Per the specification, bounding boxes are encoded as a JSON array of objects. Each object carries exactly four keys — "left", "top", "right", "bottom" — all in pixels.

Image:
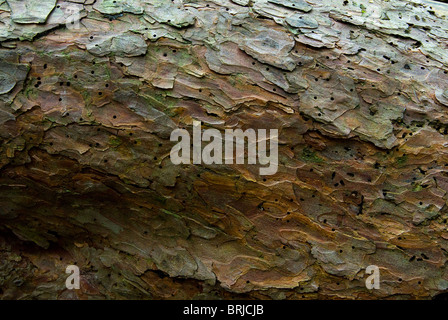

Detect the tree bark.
[{"left": 1, "top": 0, "right": 448, "bottom": 299}]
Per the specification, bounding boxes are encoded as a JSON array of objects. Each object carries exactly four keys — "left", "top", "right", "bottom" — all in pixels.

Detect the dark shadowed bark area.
[{"left": 1, "top": 0, "right": 448, "bottom": 299}]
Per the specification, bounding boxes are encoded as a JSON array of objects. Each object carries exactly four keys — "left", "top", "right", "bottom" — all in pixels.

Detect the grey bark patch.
[
  {"left": 268, "top": 0, "right": 312, "bottom": 12},
  {"left": 87, "top": 33, "right": 147, "bottom": 57},
  {"left": 0, "top": 71, "right": 17, "bottom": 95},
  {"left": 239, "top": 29, "right": 296, "bottom": 71},
  {"left": 0, "top": 60, "right": 28, "bottom": 98},
  {"left": 145, "top": 5, "right": 195, "bottom": 28},
  {"left": 6, "top": 0, "right": 56, "bottom": 24},
  {"left": 286, "top": 13, "right": 318, "bottom": 29},
  {"left": 93, "top": 0, "right": 144, "bottom": 15},
  {"left": 231, "top": 0, "right": 250, "bottom": 6},
  {"left": 435, "top": 89, "right": 448, "bottom": 107}
]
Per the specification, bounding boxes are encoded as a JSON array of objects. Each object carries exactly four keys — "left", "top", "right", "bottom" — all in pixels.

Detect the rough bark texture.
[{"left": 1, "top": 0, "right": 448, "bottom": 300}]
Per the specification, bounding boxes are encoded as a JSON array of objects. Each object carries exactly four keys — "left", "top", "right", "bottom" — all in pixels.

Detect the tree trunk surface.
[{"left": 1, "top": 0, "right": 448, "bottom": 299}]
